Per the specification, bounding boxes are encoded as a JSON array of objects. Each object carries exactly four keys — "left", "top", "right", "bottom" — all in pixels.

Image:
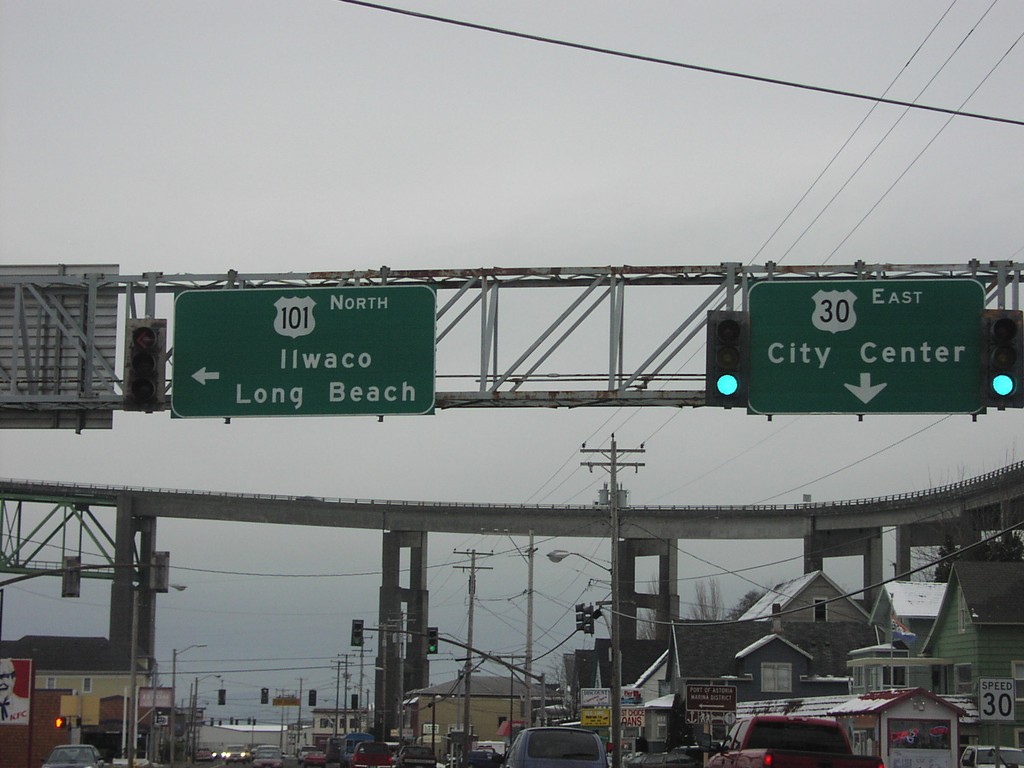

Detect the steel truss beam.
[
  {"left": 0, "top": 496, "right": 117, "bottom": 578},
  {"left": 2, "top": 261, "right": 1020, "bottom": 425}
]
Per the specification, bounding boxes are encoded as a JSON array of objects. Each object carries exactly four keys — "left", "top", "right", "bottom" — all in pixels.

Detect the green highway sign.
[
  {"left": 748, "top": 279, "right": 984, "bottom": 415},
  {"left": 171, "top": 286, "right": 436, "bottom": 418}
]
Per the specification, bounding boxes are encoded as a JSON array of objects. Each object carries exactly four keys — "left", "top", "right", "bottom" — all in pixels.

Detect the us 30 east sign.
[{"left": 749, "top": 279, "right": 984, "bottom": 414}]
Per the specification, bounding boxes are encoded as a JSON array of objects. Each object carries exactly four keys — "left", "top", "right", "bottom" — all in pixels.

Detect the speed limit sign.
[{"left": 979, "top": 678, "right": 1016, "bottom": 722}]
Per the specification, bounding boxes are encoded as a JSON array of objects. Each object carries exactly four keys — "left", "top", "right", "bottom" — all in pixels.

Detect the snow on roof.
[
  {"left": 885, "top": 582, "right": 947, "bottom": 619},
  {"left": 734, "top": 633, "right": 812, "bottom": 660},
  {"left": 738, "top": 572, "right": 820, "bottom": 621},
  {"left": 633, "top": 649, "right": 668, "bottom": 687}
]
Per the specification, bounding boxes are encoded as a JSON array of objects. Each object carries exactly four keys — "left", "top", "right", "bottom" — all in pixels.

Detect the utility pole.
[
  {"left": 525, "top": 530, "right": 535, "bottom": 728},
  {"left": 334, "top": 659, "right": 341, "bottom": 737},
  {"left": 581, "top": 435, "right": 644, "bottom": 768},
  {"left": 454, "top": 550, "right": 492, "bottom": 768}
]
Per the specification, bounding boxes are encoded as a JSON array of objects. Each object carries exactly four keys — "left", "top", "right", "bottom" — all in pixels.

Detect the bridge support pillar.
[
  {"left": 376, "top": 529, "right": 428, "bottom": 739},
  {"left": 110, "top": 493, "right": 157, "bottom": 666},
  {"left": 618, "top": 538, "right": 679, "bottom": 643},
  {"left": 803, "top": 523, "right": 883, "bottom": 608}
]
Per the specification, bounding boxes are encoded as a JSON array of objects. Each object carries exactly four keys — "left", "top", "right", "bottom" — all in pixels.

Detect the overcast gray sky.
[{"left": 2, "top": 0, "right": 1023, "bottom": 723}]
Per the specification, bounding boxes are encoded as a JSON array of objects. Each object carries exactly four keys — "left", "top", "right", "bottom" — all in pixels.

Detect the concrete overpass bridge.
[{"left": 3, "top": 461, "right": 1024, "bottom": 729}]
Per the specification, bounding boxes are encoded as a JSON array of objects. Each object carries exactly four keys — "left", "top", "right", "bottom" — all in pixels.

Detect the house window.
[
  {"left": 883, "top": 666, "right": 907, "bottom": 688},
  {"left": 814, "top": 599, "right": 827, "bottom": 622},
  {"left": 761, "top": 662, "right": 792, "bottom": 693},
  {"left": 1014, "top": 661, "right": 1024, "bottom": 703},
  {"left": 868, "top": 666, "right": 883, "bottom": 691},
  {"left": 955, "top": 663, "right": 973, "bottom": 694},
  {"left": 46, "top": 677, "right": 56, "bottom": 689},
  {"left": 852, "top": 666, "right": 864, "bottom": 689},
  {"left": 653, "top": 711, "right": 667, "bottom": 741},
  {"left": 958, "top": 592, "right": 969, "bottom": 632},
  {"left": 82, "top": 677, "right": 92, "bottom": 693}
]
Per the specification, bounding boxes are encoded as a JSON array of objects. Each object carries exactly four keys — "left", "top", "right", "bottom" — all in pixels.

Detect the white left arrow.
[
  {"left": 192, "top": 367, "right": 221, "bottom": 385},
  {"left": 844, "top": 372, "right": 887, "bottom": 404}
]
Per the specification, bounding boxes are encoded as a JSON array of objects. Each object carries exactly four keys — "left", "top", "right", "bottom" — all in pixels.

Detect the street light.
[
  {"left": 170, "top": 643, "right": 206, "bottom": 768},
  {"left": 547, "top": 548, "right": 621, "bottom": 766}
]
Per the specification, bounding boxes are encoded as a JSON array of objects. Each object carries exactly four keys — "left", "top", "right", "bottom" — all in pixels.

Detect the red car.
[
  {"left": 304, "top": 750, "right": 328, "bottom": 767},
  {"left": 352, "top": 742, "right": 395, "bottom": 768}
]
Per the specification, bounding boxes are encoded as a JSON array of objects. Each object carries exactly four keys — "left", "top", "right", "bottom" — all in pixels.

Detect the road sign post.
[
  {"left": 171, "top": 286, "right": 436, "bottom": 418},
  {"left": 749, "top": 279, "right": 984, "bottom": 414}
]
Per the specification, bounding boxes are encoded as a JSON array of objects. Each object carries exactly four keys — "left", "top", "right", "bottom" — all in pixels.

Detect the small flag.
[{"left": 891, "top": 614, "right": 917, "bottom": 645}]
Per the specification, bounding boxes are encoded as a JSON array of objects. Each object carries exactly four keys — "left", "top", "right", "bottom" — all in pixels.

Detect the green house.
[{"left": 922, "top": 562, "right": 1024, "bottom": 746}]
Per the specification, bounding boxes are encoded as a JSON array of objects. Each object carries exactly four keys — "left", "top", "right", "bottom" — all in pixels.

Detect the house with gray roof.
[{"left": 738, "top": 570, "right": 870, "bottom": 623}]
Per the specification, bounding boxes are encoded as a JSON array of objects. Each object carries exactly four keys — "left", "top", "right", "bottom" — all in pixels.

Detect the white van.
[{"left": 960, "top": 746, "right": 1024, "bottom": 768}]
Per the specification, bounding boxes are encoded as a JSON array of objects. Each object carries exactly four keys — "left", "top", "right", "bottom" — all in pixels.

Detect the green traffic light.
[
  {"left": 716, "top": 373, "right": 739, "bottom": 397},
  {"left": 992, "top": 374, "right": 1016, "bottom": 397}
]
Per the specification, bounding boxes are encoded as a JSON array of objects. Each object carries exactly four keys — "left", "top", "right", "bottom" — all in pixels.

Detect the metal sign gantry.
[{"left": 1, "top": 261, "right": 1020, "bottom": 427}]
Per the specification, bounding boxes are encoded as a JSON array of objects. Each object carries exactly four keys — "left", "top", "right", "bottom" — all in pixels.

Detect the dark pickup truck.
[{"left": 707, "top": 715, "right": 884, "bottom": 768}]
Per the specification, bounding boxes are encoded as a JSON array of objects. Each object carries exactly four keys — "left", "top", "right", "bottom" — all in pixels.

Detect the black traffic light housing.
[
  {"left": 150, "top": 551, "right": 170, "bottom": 593},
  {"left": 981, "top": 309, "right": 1024, "bottom": 408},
  {"left": 218, "top": 688, "right": 226, "bottom": 705},
  {"left": 309, "top": 689, "right": 317, "bottom": 706},
  {"left": 351, "top": 619, "right": 364, "bottom": 647},
  {"left": 123, "top": 318, "right": 167, "bottom": 412},
  {"left": 705, "top": 309, "right": 750, "bottom": 408},
  {"left": 426, "top": 626, "right": 439, "bottom": 654},
  {"left": 583, "top": 605, "right": 595, "bottom": 635},
  {"left": 260, "top": 688, "right": 269, "bottom": 704},
  {"left": 62, "top": 555, "right": 82, "bottom": 598},
  {"left": 575, "top": 603, "right": 586, "bottom": 632}
]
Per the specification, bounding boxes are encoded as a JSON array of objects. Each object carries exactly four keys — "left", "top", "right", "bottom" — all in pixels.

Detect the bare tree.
[
  {"left": 726, "top": 589, "right": 766, "bottom": 620},
  {"left": 688, "top": 577, "right": 724, "bottom": 620}
]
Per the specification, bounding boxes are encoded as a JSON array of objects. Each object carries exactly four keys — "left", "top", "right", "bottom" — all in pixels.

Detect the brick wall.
[{"left": 0, "top": 688, "right": 70, "bottom": 768}]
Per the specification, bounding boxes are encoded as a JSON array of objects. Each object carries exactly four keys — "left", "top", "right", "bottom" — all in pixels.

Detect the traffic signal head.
[
  {"left": 62, "top": 555, "right": 82, "bottom": 598},
  {"left": 575, "top": 603, "right": 586, "bottom": 632},
  {"left": 981, "top": 309, "right": 1024, "bottom": 408},
  {"left": 123, "top": 318, "right": 167, "bottom": 412},
  {"left": 55, "top": 715, "right": 66, "bottom": 729},
  {"left": 583, "top": 604, "right": 595, "bottom": 635},
  {"left": 705, "top": 310, "right": 749, "bottom": 408},
  {"left": 351, "top": 619, "right": 364, "bottom": 647},
  {"left": 426, "top": 627, "right": 439, "bottom": 654},
  {"left": 309, "top": 689, "right": 317, "bottom": 706},
  {"left": 150, "top": 551, "right": 170, "bottom": 593},
  {"left": 218, "top": 688, "right": 226, "bottom": 705},
  {"left": 260, "top": 687, "right": 269, "bottom": 704}
]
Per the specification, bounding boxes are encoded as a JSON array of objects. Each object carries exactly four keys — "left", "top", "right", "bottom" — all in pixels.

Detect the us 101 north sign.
[
  {"left": 171, "top": 286, "right": 436, "bottom": 418},
  {"left": 748, "top": 279, "right": 984, "bottom": 415}
]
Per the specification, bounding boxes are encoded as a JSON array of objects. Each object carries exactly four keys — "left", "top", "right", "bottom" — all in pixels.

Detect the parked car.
[
  {"left": 468, "top": 750, "right": 503, "bottom": 768},
  {"left": 304, "top": 749, "right": 328, "bottom": 767},
  {"left": 503, "top": 727, "right": 606, "bottom": 768},
  {"left": 224, "top": 744, "right": 252, "bottom": 763},
  {"left": 41, "top": 745, "right": 105, "bottom": 768},
  {"left": 195, "top": 747, "right": 216, "bottom": 762},
  {"left": 394, "top": 744, "right": 438, "bottom": 768},
  {"left": 326, "top": 732, "right": 375, "bottom": 767},
  {"left": 961, "top": 747, "right": 1024, "bottom": 768},
  {"left": 253, "top": 745, "right": 285, "bottom": 768},
  {"left": 352, "top": 741, "right": 397, "bottom": 768}
]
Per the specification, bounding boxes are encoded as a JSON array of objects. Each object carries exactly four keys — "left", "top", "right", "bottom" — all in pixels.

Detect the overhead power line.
[{"left": 335, "top": 0, "right": 1024, "bottom": 127}]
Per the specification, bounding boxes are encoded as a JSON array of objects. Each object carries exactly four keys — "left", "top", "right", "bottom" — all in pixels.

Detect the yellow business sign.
[
  {"left": 580, "top": 707, "right": 610, "bottom": 727},
  {"left": 273, "top": 696, "right": 301, "bottom": 707}
]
